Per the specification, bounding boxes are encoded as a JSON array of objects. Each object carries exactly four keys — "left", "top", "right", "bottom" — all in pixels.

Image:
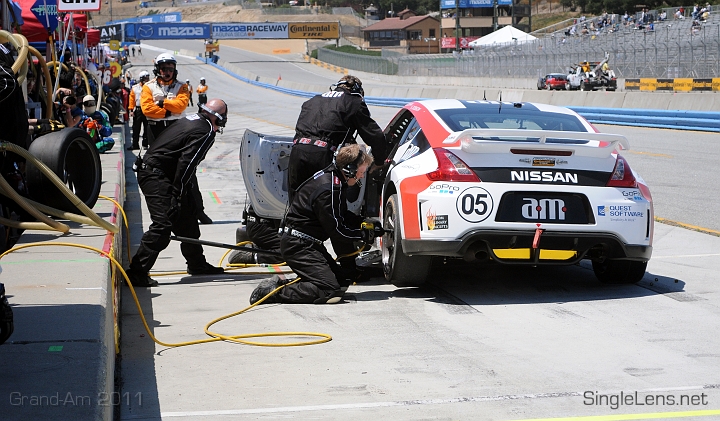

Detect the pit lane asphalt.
[{"left": 115, "top": 44, "right": 720, "bottom": 420}]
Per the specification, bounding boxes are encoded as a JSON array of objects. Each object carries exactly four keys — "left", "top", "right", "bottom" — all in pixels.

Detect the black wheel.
[
  {"left": 607, "top": 87, "right": 616, "bottom": 91},
  {"left": 26, "top": 128, "right": 102, "bottom": 212},
  {"left": 382, "top": 194, "right": 432, "bottom": 287},
  {"left": 592, "top": 259, "right": 647, "bottom": 284}
]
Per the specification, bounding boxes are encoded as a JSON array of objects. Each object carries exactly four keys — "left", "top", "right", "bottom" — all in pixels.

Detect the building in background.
[{"left": 362, "top": 9, "right": 440, "bottom": 54}]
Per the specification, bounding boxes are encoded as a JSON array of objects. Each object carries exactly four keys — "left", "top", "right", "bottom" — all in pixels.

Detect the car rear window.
[{"left": 436, "top": 109, "right": 588, "bottom": 132}]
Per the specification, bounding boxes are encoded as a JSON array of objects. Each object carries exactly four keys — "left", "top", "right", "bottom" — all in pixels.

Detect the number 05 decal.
[{"left": 456, "top": 187, "right": 493, "bottom": 223}]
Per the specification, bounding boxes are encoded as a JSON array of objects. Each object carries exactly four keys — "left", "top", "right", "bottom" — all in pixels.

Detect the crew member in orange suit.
[{"left": 140, "top": 52, "right": 189, "bottom": 143}]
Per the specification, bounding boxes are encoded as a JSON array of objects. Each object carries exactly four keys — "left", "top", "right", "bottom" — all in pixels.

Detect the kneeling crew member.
[
  {"left": 249, "top": 145, "right": 381, "bottom": 304},
  {"left": 126, "top": 99, "right": 228, "bottom": 287}
]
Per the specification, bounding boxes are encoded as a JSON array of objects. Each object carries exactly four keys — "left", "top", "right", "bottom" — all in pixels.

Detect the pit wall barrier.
[{"left": 188, "top": 51, "right": 720, "bottom": 133}]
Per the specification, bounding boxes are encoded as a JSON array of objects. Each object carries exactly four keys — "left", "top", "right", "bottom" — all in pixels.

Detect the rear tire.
[
  {"left": 382, "top": 194, "right": 432, "bottom": 287},
  {"left": 592, "top": 259, "right": 647, "bottom": 284},
  {"left": 26, "top": 128, "right": 102, "bottom": 212}
]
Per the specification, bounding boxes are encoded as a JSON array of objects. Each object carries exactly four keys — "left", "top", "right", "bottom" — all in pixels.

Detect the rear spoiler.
[{"left": 445, "top": 129, "right": 630, "bottom": 158}]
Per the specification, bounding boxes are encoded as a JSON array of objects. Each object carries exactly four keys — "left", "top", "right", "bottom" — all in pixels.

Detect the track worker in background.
[
  {"left": 249, "top": 145, "right": 382, "bottom": 304},
  {"left": 125, "top": 99, "right": 229, "bottom": 287},
  {"left": 196, "top": 77, "right": 208, "bottom": 108},
  {"left": 140, "top": 52, "right": 189, "bottom": 144},
  {"left": 186, "top": 79, "right": 194, "bottom": 107},
  {"left": 127, "top": 70, "right": 150, "bottom": 150}
]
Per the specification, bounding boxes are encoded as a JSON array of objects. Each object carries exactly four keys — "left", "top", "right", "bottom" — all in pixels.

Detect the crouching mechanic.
[
  {"left": 228, "top": 205, "right": 284, "bottom": 265},
  {"left": 125, "top": 99, "right": 228, "bottom": 287},
  {"left": 249, "top": 144, "right": 383, "bottom": 304}
]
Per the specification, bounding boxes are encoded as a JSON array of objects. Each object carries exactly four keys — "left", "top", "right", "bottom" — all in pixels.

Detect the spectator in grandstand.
[
  {"left": 692, "top": 4, "right": 701, "bottom": 20},
  {"left": 675, "top": 8, "right": 684, "bottom": 19}
]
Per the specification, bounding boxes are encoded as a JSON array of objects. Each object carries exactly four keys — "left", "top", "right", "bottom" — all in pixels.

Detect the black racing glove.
[
  {"left": 167, "top": 196, "right": 181, "bottom": 223},
  {"left": 156, "top": 100, "right": 164, "bottom": 108},
  {"left": 164, "top": 110, "right": 172, "bottom": 118}
]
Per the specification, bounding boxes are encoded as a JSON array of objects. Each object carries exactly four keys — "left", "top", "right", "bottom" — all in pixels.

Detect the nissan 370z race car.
[
  {"left": 239, "top": 100, "right": 653, "bottom": 289},
  {"left": 373, "top": 100, "right": 653, "bottom": 287}
]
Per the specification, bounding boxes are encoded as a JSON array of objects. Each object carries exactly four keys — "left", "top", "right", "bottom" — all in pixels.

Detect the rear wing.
[{"left": 445, "top": 129, "right": 630, "bottom": 159}]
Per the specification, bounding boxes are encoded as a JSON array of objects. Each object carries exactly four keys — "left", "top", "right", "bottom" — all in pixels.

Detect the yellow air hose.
[
  {"left": 0, "top": 31, "right": 28, "bottom": 84},
  {"left": 26, "top": 45, "right": 54, "bottom": 119}
]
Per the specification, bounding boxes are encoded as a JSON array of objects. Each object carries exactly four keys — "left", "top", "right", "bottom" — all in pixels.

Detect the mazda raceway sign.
[{"left": 119, "top": 22, "right": 340, "bottom": 41}]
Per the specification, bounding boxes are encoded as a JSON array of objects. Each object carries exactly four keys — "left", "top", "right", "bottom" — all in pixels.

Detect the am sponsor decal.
[{"left": 522, "top": 198, "right": 566, "bottom": 221}]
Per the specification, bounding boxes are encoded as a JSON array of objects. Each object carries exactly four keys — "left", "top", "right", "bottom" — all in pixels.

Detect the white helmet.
[
  {"left": 200, "top": 77, "right": 205, "bottom": 82},
  {"left": 139, "top": 70, "right": 150, "bottom": 81},
  {"left": 155, "top": 52, "right": 176, "bottom": 65},
  {"left": 154, "top": 52, "right": 177, "bottom": 78}
]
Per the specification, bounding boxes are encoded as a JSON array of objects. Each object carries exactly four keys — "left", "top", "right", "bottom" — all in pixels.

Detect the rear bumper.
[{"left": 401, "top": 229, "right": 652, "bottom": 264}]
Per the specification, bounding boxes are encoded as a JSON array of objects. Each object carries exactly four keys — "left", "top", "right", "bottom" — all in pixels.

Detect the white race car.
[{"left": 240, "top": 100, "right": 653, "bottom": 288}]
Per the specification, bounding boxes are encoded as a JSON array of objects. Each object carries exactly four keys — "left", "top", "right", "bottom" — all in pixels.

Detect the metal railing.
[{"left": 318, "top": 18, "right": 720, "bottom": 78}]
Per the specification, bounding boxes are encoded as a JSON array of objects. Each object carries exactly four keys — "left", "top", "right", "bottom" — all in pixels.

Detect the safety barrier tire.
[
  {"left": 382, "top": 194, "right": 431, "bottom": 287},
  {"left": 26, "top": 128, "right": 102, "bottom": 212},
  {"left": 592, "top": 259, "right": 647, "bottom": 284}
]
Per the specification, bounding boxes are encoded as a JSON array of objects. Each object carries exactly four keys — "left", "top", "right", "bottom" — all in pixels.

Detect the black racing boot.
[
  {"left": 249, "top": 275, "right": 284, "bottom": 305},
  {"left": 125, "top": 269, "right": 159, "bottom": 287},
  {"left": 228, "top": 250, "right": 256, "bottom": 264},
  {"left": 235, "top": 226, "right": 250, "bottom": 244},
  {"left": 187, "top": 262, "right": 224, "bottom": 276}
]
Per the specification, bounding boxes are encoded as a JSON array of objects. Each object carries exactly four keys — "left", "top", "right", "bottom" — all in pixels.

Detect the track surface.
[{"left": 118, "top": 42, "right": 720, "bottom": 421}]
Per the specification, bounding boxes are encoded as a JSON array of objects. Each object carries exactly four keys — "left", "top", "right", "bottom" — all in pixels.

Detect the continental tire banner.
[
  {"left": 288, "top": 22, "right": 339, "bottom": 39},
  {"left": 211, "top": 22, "right": 340, "bottom": 39},
  {"left": 626, "top": 78, "right": 720, "bottom": 91}
]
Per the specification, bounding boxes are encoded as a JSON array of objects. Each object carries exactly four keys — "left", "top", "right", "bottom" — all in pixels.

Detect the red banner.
[{"left": 441, "top": 37, "right": 480, "bottom": 49}]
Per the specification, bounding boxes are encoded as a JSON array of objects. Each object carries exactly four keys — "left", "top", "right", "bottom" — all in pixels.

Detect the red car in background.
[{"left": 537, "top": 73, "right": 568, "bottom": 90}]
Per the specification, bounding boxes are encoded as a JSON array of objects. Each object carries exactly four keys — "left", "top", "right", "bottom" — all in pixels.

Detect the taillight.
[
  {"left": 427, "top": 148, "right": 480, "bottom": 182},
  {"left": 606, "top": 155, "right": 637, "bottom": 187}
]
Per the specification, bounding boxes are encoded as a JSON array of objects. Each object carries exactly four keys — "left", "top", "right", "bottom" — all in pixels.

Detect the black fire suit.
[
  {"left": 288, "top": 89, "right": 387, "bottom": 201},
  {"left": 128, "top": 113, "right": 216, "bottom": 274},
  {"left": 287, "top": 90, "right": 386, "bottom": 278},
  {"left": 278, "top": 170, "right": 365, "bottom": 304}
]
